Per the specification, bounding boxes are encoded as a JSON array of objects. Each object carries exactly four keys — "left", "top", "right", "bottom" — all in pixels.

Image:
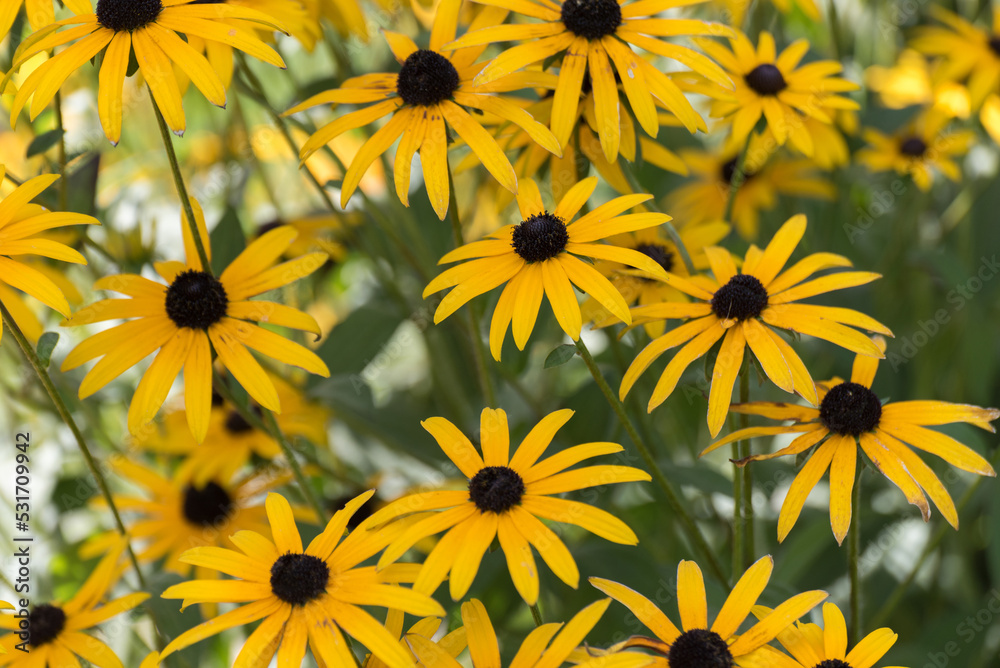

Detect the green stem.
[
  {"left": 54, "top": 91, "right": 68, "bottom": 212},
  {"left": 574, "top": 337, "right": 729, "bottom": 589},
  {"left": 826, "top": 0, "right": 845, "bottom": 61},
  {"left": 870, "top": 448, "right": 1000, "bottom": 628},
  {"left": 448, "top": 174, "right": 497, "bottom": 407},
  {"left": 848, "top": 465, "right": 862, "bottom": 645},
  {"left": 618, "top": 158, "right": 696, "bottom": 275},
  {"left": 150, "top": 90, "right": 212, "bottom": 276},
  {"left": 722, "top": 137, "right": 750, "bottom": 229},
  {"left": 529, "top": 602, "right": 543, "bottom": 627},
  {"left": 0, "top": 303, "right": 145, "bottom": 589},
  {"left": 211, "top": 372, "right": 329, "bottom": 523}
]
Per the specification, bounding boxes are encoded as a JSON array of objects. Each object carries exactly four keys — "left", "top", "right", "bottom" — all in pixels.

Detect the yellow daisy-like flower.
[
  {"left": 399, "top": 598, "right": 655, "bottom": 668},
  {"left": 86, "top": 459, "right": 298, "bottom": 576},
  {"left": 60, "top": 199, "right": 330, "bottom": 444},
  {"left": 287, "top": 0, "right": 561, "bottom": 220},
  {"left": 425, "top": 177, "right": 670, "bottom": 360},
  {"left": 865, "top": 49, "right": 970, "bottom": 119},
  {"left": 590, "top": 556, "right": 828, "bottom": 668},
  {"left": 666, "top": 138, "right": 835, "bottom": 239},
  {"left": 137, "top": 373, "right": 330, "bottom": 485},
  {"left": 370, "top": 407, "right": 650, "bottom": 605},
  {"left": 581, "top": 221, "right": 731, "bottom": 338},
  {"left": 910, "top": 6, "right": 1000, "bottom": 143},
  {"left": 160, "top": 491, "right": 445, "bottom": 668},
  {"left": 750, "top": 602, "right": 902, "bottom": 668},
  {"left": 695, "top": 31, "right": 859, "bottom": 156},
  {"left": 0, "top": 0, "right": 89, "bottom": 39},
  {"left": 702, "top": 336, "right": 998, "bottom": 544},
  {"left": 0, "top": 539, "right": 149, "bottom": 664},
  {"left": 0, "top": 169, "right": 98, "bottom": 344},
  {"left": 7, "top": 0, "right": 288, "bottom": 144},
  {"left": 620, "top": 214, "right": 891, "bottom": 436},
  {"left": 856, "top": 112, "right": 975, "bottom": 191},
  {"left": 445, "top": 0, "right": 734, "bottom": 163}
]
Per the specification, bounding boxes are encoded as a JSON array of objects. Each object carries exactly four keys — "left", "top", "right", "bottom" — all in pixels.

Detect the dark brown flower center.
[
  {"left": 744, "top": 63, "right": 787, "bottom": 96},
  {"left": 635, "top": 243, "right": 674, "bottom": 275},
  {"left": 989, "top": 36, "right": 1000, "bottom": 57},
  {"left": 720, "top": 157, "right": 756, "bottom": 186},
  {"left": 270, "top": 553, "right": 330, "bottom": 605},
  {"left": 469, "top": 466, "right": 525, "bottom": 513},
  {"left": 710, "top": 274, "right": 768, "bottom": 321},
  {"left": 396, "top": 50, "right": 460, "bottom": 106},
  {"left": 28, "top": 605, "right": 66, "bottom": 647},
  {"left": 165, "top": 270, "right": 229, "bottom": 330},
  {"left": 561, "top": 0, "right": 622, "bottom": 40},
  {"left": 815, "top": 661, "right": 852, "bottom": 668},
  {"left": 819, "top": 382, "right": 882, "bottom": 436},
  {"left": 511, "top": 212, "right": 569, "bottom": 263},
  {"left": 668, "top": 629, "right": 734, "bottom": 668},
  {"left": 96, "top": 0, "right": 163, "bottom": 31},
  {"left": 224, "top": 406, "right": 263, "bottom": 434},
  {"left": 182, "top": 482, "right": 235, "bottom": 527},
  {"left": 898, "top": 136, "right": 927, "bottom": 158}
]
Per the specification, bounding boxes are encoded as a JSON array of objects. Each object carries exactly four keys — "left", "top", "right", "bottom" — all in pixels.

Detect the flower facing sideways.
[
  {"left": 369, "top": 407, "right": 651, "bottom": 605},
  {"left": 702, "top": 336, "right": 998, "bottom": 544}
]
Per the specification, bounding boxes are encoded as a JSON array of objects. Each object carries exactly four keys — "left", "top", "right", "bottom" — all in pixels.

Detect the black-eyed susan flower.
[
  {"left": 425, "top": 177, "right": 671, "bottom": 360},
  {"left": 751, "top": 602, "right": 901, "bottom": 668},
  {"left": 591, "top": 556, "right": 828, "bottom": 668},
  {"left": 369, "top": 407, "right": 650, "bottom": 605},
  {"left": 666, "top": 137, "right": 835, "bottom": 239},
  {"left": 287, "top": 1, "right": 561, "bottom": 220},
  {"left": 7, "top": 0, "right": 288, "bottom": 144},
  {"left": 695, "top": 31, "right": 859, "bottom": 156},
  {"left": 702, "top": 336, "right": 998, "bottom": 544},
  {"left": 403, "top": 598, "right": 656, "bottom": 668},
  {"left": 0, "top": 539, "right": 149, "bottom": 663},
  {"left": 911, "top": 7, "right": 1000, "bottom": 144},
  {"left": 621, "top": 214, "right": 891, "bottom": 436},
  {"left": 61, "top": 199, "right": 329, "bottom": 444},
  {"left": 137, "top": 374, "right": 330, "bottom": 485},
  {"left": 445, "top": 0, "right": 734, "bottom": 162},
  {"left": 0, "top": 0, "right": 90, "bottom": 40},
  {"left": 865, "top": 49, "right": 970, "bottom": 119},
  {"left": 160, "top": 491, "right": 445, "bottom": 668},
  {"left": 856, "top": 112, "right": 975, "bottom": 191},
  {"left": 0, "top": 169, "right": 98, "bottom": 343},
  {"left": 581, "top": 221, "right": 731, "bottom": 338},
  {"left": 85, "top": 459, "right": 301, "bottom": 578}
]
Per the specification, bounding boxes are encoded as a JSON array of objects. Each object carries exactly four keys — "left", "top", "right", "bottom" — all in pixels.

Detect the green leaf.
[
  {"left": 209, "top": 207, "right": 246, "bottom": 275},
  {"left": 544, "top": 344, "right": 577, "bottom": 368},
  {"left": 311, "top": 304, "right": 403, "bottom": 378},
  {"left": 65, "top": 152, "right": 101, "bottom": 216},
  {"left": 26, "top": 129, "right": 64, "bottom": 158},
  {"left": 35, "top": 332, "right": 59, "bottom": 368}
]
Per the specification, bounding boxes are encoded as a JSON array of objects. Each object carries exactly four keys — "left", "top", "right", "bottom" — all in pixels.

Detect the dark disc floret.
[
  {"left": 270, "top": 553, "right": 330, "bottom": 605},
  {"left": 990, "top": 36, "right": 1000, "bottom": 57},
  {"left": 744, "top": 63, "right": 788, "bottom": 96},
  {"left": 182, "top": 482, "right": 235, "bottom": 527},
  {"left": 511, "top": 212, "right": 569, "bottom": 263},
  {"left": 396, "top": 50, "right": 460, "bottom": 107},
  {"left": 720, "top": 157, "right": 756, "bottom": 186},
  {"left": 224, "top": 409, "right": 256, "bottom": 434},
  {"left": 165, "top": 270, "right": 229, "bottom": 330},
  {"left": 898, "top": 136, "right": 928, "bottom": 158},
  {"left": 96, "top": 0, "right": 164, "bottom": 32},
  {"left": 815, "top": 661, "right": 852, "bottom": 668},
  {"left": 28, "top": 604, "right": 66, "bottom": 647},
  {"left": 819, "top": 381, "right": 882, "bottom": 436},
  {"left": 469, "top": 466, "right": 525, "bottom": 513},
  {"left": 561, "top": 0, "right": 623, "bottom": 40},
  {"left": 635, "top": 243, "right": 674, "bottom": 275},
  {"left": 667, "top": 629, "right": 735, "bottom": 668},
  {"left": 710, "top": 274, "right": 768, "bottom": 321}
]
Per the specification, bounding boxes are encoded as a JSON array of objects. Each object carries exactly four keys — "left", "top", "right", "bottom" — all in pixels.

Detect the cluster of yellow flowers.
[{"left": 0, "top": 0, "right": 997, "bottom": 666}]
